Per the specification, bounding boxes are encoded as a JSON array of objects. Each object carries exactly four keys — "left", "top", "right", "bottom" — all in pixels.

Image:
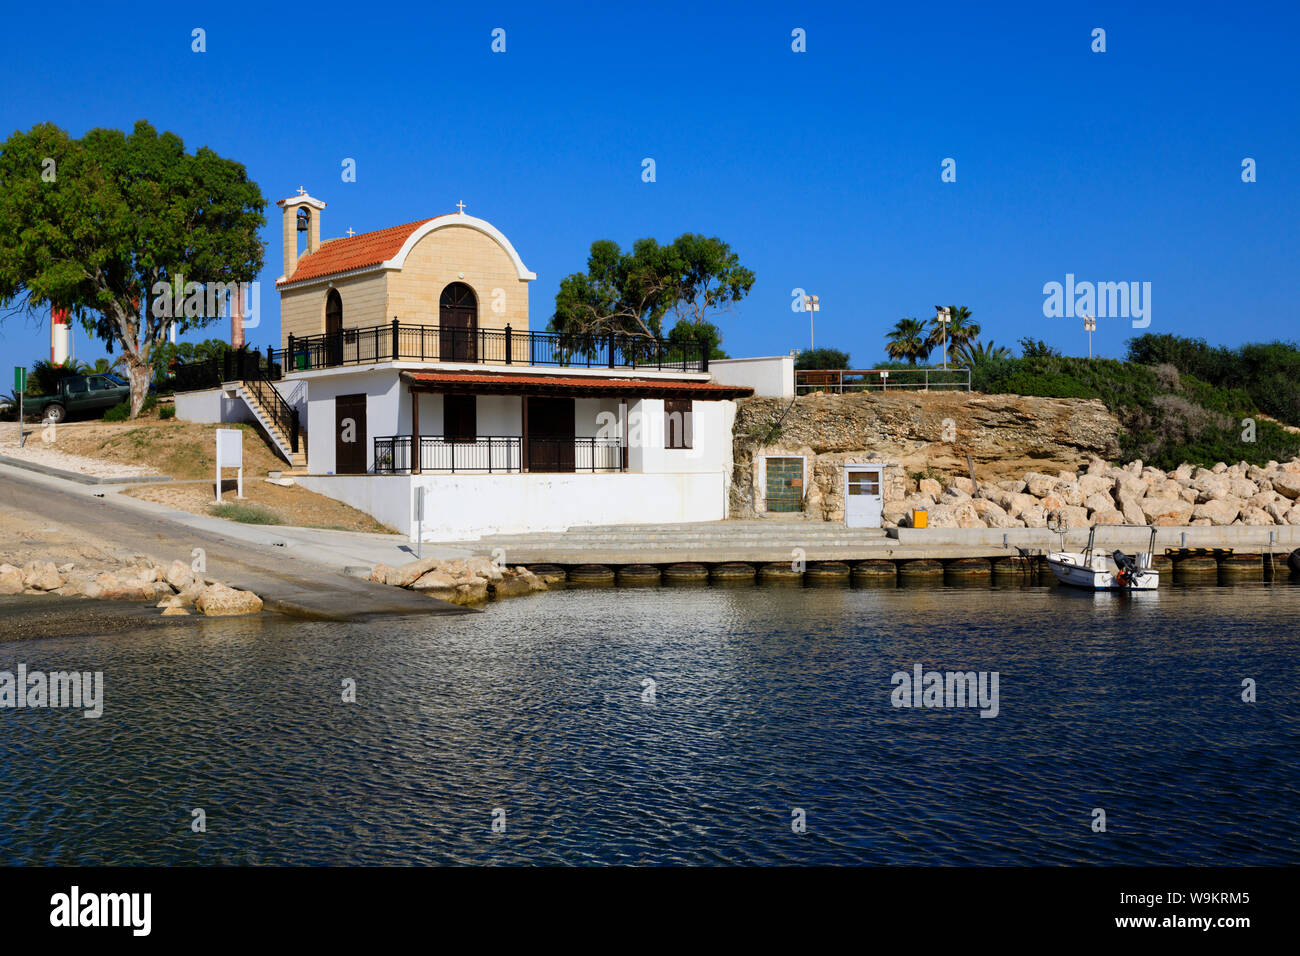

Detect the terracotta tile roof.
[
  {"left": 278, "top": 217, "right": 448, "bottom": 286},
  {"left": 403, "top": 371, "right": 752, "bottom": 399}
]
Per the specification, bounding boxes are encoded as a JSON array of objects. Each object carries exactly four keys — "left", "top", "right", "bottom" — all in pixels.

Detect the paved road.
[{"left": 0, "top": 467, "right": 469, "bottom": 620}]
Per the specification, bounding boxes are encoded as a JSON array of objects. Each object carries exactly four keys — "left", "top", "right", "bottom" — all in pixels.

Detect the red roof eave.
[{"left": 401, "top": 371, "right": 752, "bottom": 399}]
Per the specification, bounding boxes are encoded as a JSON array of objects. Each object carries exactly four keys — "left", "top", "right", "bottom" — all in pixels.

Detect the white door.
[{"left": 844, "top": 465, "right": 883, "bottom": 528}]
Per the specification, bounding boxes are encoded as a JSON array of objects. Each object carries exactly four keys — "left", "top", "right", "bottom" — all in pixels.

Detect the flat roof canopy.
[{"left": 402, "top": 371, "right": 753, "bottom": 400}]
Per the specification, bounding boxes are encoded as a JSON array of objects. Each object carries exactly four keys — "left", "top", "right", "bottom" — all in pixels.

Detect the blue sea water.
[{"left": 1, "top": 581, "right": 1297, "bottom": 865}]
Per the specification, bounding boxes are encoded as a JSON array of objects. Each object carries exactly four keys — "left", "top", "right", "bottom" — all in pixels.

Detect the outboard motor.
[{"left": 1112, "top": 550, "right": 1139, "bottom": 588}]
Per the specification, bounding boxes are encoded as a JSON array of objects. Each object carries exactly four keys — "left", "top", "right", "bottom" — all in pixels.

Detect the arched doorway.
[
  {"left": 439, "top": 282, "right": 477, "bottom": 362},
  {"left": 325, "top": 288, "right": 343, "bottom": 365}
]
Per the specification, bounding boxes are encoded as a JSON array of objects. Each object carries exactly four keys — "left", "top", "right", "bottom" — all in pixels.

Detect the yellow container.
[{"left": 912, "top": 508, "right": 928, "bottom": 529}]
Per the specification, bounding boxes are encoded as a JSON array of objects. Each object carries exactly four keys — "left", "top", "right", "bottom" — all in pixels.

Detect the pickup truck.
[{"left": 29, "top": 374, "right": 130, "bottom": 422}]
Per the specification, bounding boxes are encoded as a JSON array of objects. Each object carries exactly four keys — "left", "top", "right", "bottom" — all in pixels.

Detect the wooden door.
[
  {"left": 526, "top": 396, "right": 575, "bottom": 472},
  {"left": 439, "top": 282, "right": 477, "bottom": 362},
  {"left": 335, "top": 393, "right": 367, "bottom": 474},
  {"left": 325, "top": 289, "right": 343, "bottom": 366}
]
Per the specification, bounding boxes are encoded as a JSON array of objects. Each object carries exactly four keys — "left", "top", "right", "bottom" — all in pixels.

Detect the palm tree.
[
  {"left": 885, "top": 317, "right": 932, "bottom": 365},
  {"left": 953, "top": 339, "right": 1011, "bottom": 367},
  {"left": 927, "top": 305, "right": 981, "bottom": 363}
]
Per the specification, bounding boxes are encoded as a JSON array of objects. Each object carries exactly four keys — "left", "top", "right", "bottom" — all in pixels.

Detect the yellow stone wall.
[
  {"left": 386, "top": 225, "right": 530, "bottom": 333},
  {"left": 277, "top": 223, "right": 532, "bottom": 350}
]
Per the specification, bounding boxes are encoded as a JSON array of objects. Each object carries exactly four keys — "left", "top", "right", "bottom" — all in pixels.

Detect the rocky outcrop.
[
  {"left": 194, "top": 583, "right": 264, "bottom": 616},
  {"left": 887, "top": 457, "right": 1300, "bottom": 529},
  {"left": 370, "top": 556, "right": 547, "bottom": 606},
  {"left": 731, "top": 391, "right": 1121, "bottom": 520},
  {"left": 0, "top": 554, "right": 264, "bottom": 616}
]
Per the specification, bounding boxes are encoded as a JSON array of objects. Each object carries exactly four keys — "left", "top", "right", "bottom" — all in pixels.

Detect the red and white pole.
[{"left": 50, "top": 306, "right": 70, "bottom": 365}]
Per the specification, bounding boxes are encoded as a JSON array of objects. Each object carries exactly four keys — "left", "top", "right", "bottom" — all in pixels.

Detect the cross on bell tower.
[{"left": 456, "top": 200, "right": 466, "bottom": 214}]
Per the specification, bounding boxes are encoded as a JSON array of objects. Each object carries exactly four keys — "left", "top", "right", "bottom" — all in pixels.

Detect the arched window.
[
  {"left": 325, "top": 289, "right": 343, "bottom": 365},
  {"left": 439, "top": 282, "right": 478, "bottom": 363}
]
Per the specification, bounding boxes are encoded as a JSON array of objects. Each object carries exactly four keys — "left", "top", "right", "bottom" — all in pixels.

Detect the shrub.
[
  {"left": 159, "top": 404, "right": 176, "bottom": 420},
  {"left": 102, "top": 401, "right": 130, "bottom": 422},
  {"left": 796, "top": 348, "right": 851, "bottom": 370},
  {"left": 209, "top": 502, "right": 282, "bottom": 525}
]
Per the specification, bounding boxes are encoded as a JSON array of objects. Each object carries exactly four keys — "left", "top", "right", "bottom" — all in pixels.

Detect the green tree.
[
  {"left": 927, "top": 305, "right": 980, "bottom": 362},
  {"left": 885, "top": 317, "right": 931, "bottom": 365},
  {"left": 550, "top": 233, "right": 754, "bottom": 356},
  {"left": 795, "top": 347, "right": 850, "bottom": 370},
  {"left": 954, "top": 339, "right": 1011, "bottom": 367},
  {"left": 1018, "top": 337, "right": 1061, "bottom": 358},
  {"left": 0, "top": 121, "right": 265, "bottom": 418}
]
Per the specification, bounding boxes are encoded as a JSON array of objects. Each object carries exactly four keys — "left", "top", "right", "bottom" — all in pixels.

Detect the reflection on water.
[{"left": 1, "top": 580, "right": 1298, "bottom": 865}]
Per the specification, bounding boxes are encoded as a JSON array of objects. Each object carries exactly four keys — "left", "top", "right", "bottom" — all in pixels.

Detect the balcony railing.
[
  {"left": 796, "top": 367, "right": 971, "bottom": 393},
  {"left": 372, "top": 435, "right": 624, "bottom": 474},
  {"left": 279, "top": 320, "right": 708, "bottom": 375}
]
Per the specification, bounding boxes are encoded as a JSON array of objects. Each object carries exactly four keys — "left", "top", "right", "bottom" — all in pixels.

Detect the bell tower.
[{"left": 276, "top": 188, "right": 327, "bottom": 278}]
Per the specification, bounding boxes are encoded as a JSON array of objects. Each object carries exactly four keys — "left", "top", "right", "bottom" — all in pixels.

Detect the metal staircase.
[{"left": 220, "top": 350, "right": 306, "bottom": 469}]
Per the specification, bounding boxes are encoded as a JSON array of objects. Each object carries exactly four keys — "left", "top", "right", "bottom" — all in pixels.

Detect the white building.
[{"left": 177, "top": 190, "right": 794, "bottom": 541}]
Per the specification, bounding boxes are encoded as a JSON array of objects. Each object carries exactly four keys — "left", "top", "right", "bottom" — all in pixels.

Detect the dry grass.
[
  {"left": 40, "top": 419, "right": 288, "bottom": 480},
  {"left": 124, "top": 480, "right": 396, "bottom": 534}
]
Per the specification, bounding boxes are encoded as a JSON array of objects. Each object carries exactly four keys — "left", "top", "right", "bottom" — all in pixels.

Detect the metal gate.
[
  {"left": 844, "top": 465, "right": 883, "bottom": 528},
  {"left": 765, "top": 457, "right": 804, "bottom": 512}
]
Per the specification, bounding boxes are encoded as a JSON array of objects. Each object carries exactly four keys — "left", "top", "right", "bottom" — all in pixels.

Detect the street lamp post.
[
  {"left": 804, "top": 294, "right": 820, "bottom": 352},
  {"left": 936, "top": 306, "right": 952, "bottom": 369},
  {"left": 1084, "top": 314, "right": 1096, "bottom": 359}
]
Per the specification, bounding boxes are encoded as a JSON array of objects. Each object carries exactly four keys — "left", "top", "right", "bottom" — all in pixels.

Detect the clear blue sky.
[{"left": 1, "top": 0, "right": 1296, "bottom": 367}]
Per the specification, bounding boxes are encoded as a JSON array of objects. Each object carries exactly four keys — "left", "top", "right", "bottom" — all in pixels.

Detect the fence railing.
[
  {"left": 280, "top": 320, "right": 708, "bottom": 374},
  {"left": 372, "top": 435, "right": 624, "bottom": 474},
  {"left": 171, "top": 349, "right": 299, "bottom": 454},
  {"left": 796, "top": 367, "right": 971, "bottom": 393}
]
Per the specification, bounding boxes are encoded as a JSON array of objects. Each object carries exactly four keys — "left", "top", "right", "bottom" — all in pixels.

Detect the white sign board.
[{"left": 215, "top": 428, "right": 244, "bottom": 502}]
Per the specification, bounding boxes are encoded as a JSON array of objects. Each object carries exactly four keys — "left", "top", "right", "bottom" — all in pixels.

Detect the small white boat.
[{"left": 1046, "top": 525, "right": 1159, "bottom": 591}]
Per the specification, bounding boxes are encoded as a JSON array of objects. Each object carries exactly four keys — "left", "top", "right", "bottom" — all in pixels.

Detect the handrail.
[
  {"left": 279, "top": 320, "right": 708, "bottom": 375},
  {"left": 796, "top": 367, "right": 971, "bottom": 393},
  {"left": 373, "top": 434, "right": 623, "bottom": 474},
  {"left": 223, "top": 349, "right": 300, "bottom": 455}
]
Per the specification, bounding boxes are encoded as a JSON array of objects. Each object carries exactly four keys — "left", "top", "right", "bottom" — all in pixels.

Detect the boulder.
[
  {"left": 972, "top": 498, "right": 1019, "bottom": 528},
  {"left": 1020, "top": 504, "right": 1049, "bottom": 528},
  {"left": 1139, "top": 496, "right": 1195, "bottom": 526},
  {"left": 452, "top": 577, "right": 489, "bottom": 605},
  {"left": 1228, "top": 479, "right": 1258, "bottom": 499},
  {"left": 918, "top": 478, "right": 942, "bottom": 497},
  {"left": 465, "top": 556, "right": 505, "bottom": 583},
  {"left": 997, "top": 479, "right": 1027, "bottom": 494},
  {"left": 1172, "top": 463, "right": 1194, "bottom": 481},
  {"left": 1024, "top": 472, "right": 1058, "bottom": 498},
  {"left": 941, "top": 485, "right": 972, "bottom": 502},
  {"left": 1077, "top": 474, "right": 1114, "bottom": 497},
  {"left": 1056, "top": 506, "right": 1091, "bottom": 529},
  {"left": 1092, "top": 510, "right": 1125, "bottom": 525},
  {"left": 368, "top": 563, "right": 393, "bottom": 584},
  {"left": 410, "top": 570, "right": 458, "bottom": 592},
  {"left": 161, "top": 606, "right": 191, "bottom": 616},
  {"left": 1192, "top": 499, "right": 1240, "bottom": 526},
  {"left": 1272, "top": 473, "right": 1300, "bottom": 500},
  {"left": 164, "top": 560, "right": 195, "bottom": 591},
  {"left": 1240, "top": 506, "right": 1275, "bottom": 525},
  {"left": 195, "top": 583, "right": 263, "bottom": 616},
  {"left": 1211, "top": 462, "right": 1228, "bottom": 474},
  {"left": 948, "top": 476, "right": 976, "bottom": 495},
  {"left": 1084, "top": 492, "right": 1115, "bottom": 515},
  {"left": 0, "top": 564, "right": 24, "bottom": 595},
  {"left": 1054, "top": 482, "right": 1085, "bottom": 507},
  {"left": 22, "top": 561, "right": 64, "bottom": 592},
  {"left": 385, "top": 556, "right": 443, "bottom": 588},
  {"left": 516, "top": 567, "right": 548, "bottom": 592},
  {"left": 490, "top": 574, "right": 536, "bottom": 598}
]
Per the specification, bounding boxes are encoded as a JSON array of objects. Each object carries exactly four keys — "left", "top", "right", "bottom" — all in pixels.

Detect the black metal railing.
[
  {"left": 171, "top": 348, "right": 299, "bottom": 455},
  {"left": 372, "top": 435, "right": 624, "bottom": 474},
  {"left": 280, "top": 320, "right": 708, "bottom": 374}
]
